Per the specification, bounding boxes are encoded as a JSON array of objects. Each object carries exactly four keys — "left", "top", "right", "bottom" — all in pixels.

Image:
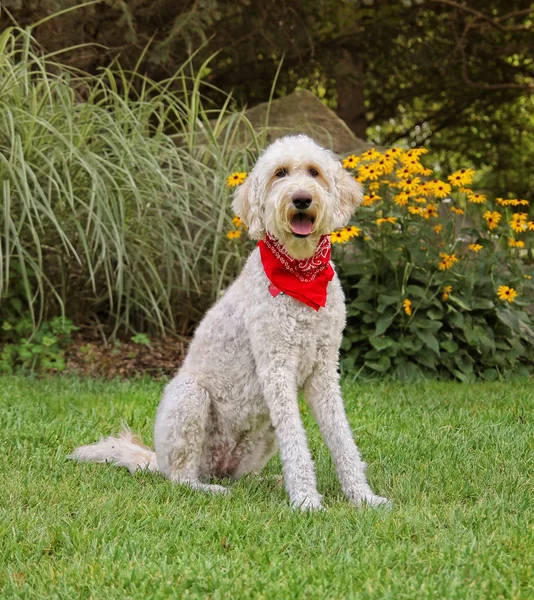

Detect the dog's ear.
[
  {"left": 333, "top": 167, "right": 363, "bottom": 229},
  {"left": 232, "top": 173, "right": 265, "bottom": 240}
]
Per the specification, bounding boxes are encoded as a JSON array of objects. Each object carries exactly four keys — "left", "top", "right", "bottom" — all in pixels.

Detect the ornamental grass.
[{"left": 0, "top": 27, "right": 258, "bottom": 336}]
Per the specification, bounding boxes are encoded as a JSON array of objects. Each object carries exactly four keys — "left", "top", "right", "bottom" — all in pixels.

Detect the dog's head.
[{"left": 233, "top": 135, "right": 362, "bottom": 259}]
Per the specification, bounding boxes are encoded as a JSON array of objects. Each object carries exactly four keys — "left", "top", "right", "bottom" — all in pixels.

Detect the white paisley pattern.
[{"left": 264, "top": 233, "right": 332, "bottom": 283}]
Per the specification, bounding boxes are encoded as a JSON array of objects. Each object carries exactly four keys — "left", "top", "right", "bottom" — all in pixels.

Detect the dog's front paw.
[
  {"left": 346, "top": 486, "right": 392, "bottom": 509},
  {"left": 290, "top": 492, "right": 324, "bottom": 512}
]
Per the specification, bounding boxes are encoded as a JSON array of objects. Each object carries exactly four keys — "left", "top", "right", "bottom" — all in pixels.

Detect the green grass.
[{"left": 1, "top": 376, "right": 533, "bottom": 599}]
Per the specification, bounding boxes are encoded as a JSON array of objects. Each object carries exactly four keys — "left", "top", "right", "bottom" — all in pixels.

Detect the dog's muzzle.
[{"left": 290, "top": 193, "right": 315, "bottom": 237}]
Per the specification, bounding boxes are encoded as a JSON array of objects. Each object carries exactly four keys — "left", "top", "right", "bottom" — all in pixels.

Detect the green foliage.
[
  {"left": 130, "top": 333, "right": 151, "bottom": 346},
  {"left": 0, "top": 26, "right": 258, "bottom": 336},
  {"left": 0, "top": 316, "right": 78, "bottom": 373},
  {"left": 335, "top": 149, "right": 534, "bottom": 381}
]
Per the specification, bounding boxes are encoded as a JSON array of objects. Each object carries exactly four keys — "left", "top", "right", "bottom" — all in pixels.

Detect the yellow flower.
[
  {"left": 448, "top": 168, "right": 475, "bottom": 187},
  {"left": 420, "top": 167, "right": 433, "bottom": 176},
  {"left": 497, "top": 286, "right": 517, "bottom": 303},
  {"left": 510, "top": 213, "right": 528, "bottom": 233},
  {"left": 403, "top": 159, "right": 426, "bottom": 175},
  {"left": 363, "top": 192, "right": 382, "bottom": 206},
  {"left": 330, "top": 230, "right": 350, "bottom": 244},
  {"left": 406, "top": 148, "right": 429, "bottom": 159},
  {"left": 374, "top": 157, "right": 395, "bottom": 175},
  {"left": 450, "top": 206, "right": 465, "bottom": 215},
  {"left": 343, "top": 225, "right": 361, "bottom": 238},
  {"left": 403, "top": 298, "right": 413, "bottom": 316},
  {"left": 384, "top": 147, "right": 404, "bottom": 160},
  {"left": 442, "top": 285, "right": 452, "bottom": 301},
  {"left": 483, "top": 210, "right": 502, "bottom": 230},
  {"left": 528, "top": 221, "right": 534, "bottom": 231},
  {"left": 525, "top": 275, "right": 532, "bottom": 280},
  {"left": 508, "top": 238, "right": 525, "bottom": 248},
  {"left": 412, "top": 196, "right": 427, "bottom": 204},
  {"left": 459, "top": 187, "right": 473, "bottom": 195},
  {"left": 408, "top": 206, "right": 425, "bottom": 216},
  {"left": 424, "top": 204, "right": 439, "bottom": 219},
  {"left": 418, "top": 182, "right": 434, "bottom": 197},
  {"left": 227, "top": 172, "right": 248, "bottom": 187},
  {"left": 468, "top": 243, "right": 483, "bottom": 252},
  {"left": 394, "top": 192, "right": 410, "bottom": 207},
  {"left": 226, "top": 230, "right": 242, "bottom": 239},
  {"left": 397, "top": 177, "right": 421, "bottom": 193},
  {"left": 438, "top": 253, "right": 458, "bottom": 271},
  {"left": 360, "top": 148, "right": 381, "bottom": 161},
  {"left": 496, "top": 198, "right": 529, "bottom": 207},
  {"left": 232, "top": 215, "right": 244, "bottom": 228},
  {"left": 429, "top": 180, "right": 451, "bottom": 199},
  {"left": 342, "top": 155, "right": 360, "bottom": 169},
  {"left": 467, "top": 193, "right": 486, "bottom": 204},
  {"left": 357, "top": 164, "right": 381, "bottom": 182},
  {"left": 368, "top": 181, "right": 381, "bottom": 192},
  {"left": 434, "top": 224, "right": 443, "bottom": 234},
  {"left": 395, "top": 166, "right": 412, "bottom": 179},
  {"left": 376, "top": 217, "right": 398, "bottom": 225}
]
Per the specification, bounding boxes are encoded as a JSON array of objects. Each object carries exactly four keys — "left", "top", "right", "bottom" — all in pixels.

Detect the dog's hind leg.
[{"left": 154, "top": 376, "right": 228, "bottom": 495}]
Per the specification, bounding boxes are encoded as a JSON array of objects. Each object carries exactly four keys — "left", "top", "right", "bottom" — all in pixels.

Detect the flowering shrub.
[
  {"left": 226, "top": 146, "right": 534, "bottom": 381},
  {"left": 335, "top": 148, "right": 534, "bottom": 381}
]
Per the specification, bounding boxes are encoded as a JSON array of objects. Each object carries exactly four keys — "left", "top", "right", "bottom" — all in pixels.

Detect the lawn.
[{"left": 1, "top": 376, "right": 532, "bottom": 599}]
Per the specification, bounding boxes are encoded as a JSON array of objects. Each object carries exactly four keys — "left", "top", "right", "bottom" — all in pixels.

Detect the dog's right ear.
[{"left": 232, "top": 173, "right": 265, "bottom": 240}]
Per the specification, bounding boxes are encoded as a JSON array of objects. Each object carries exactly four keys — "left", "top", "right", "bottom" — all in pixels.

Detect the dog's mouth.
[{"left": 290, "top": 212, "right": 315, "bottom": 238}]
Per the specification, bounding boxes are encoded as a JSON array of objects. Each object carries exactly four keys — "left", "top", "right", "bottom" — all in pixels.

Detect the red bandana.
[{"left": 258, "top": 233, "right": 335, "bottom": 311}]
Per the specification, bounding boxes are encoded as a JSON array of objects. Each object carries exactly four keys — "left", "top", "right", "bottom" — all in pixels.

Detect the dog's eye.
[
  {"left": 275, "top": 168, "right": 288, "bottom": 178},
  {"left": 309, "top": 168, "right": 319, "bottom": 177}
]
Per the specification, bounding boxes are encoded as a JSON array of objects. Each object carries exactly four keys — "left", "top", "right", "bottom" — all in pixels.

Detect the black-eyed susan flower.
[
  {"left": 430, "top": 181, "right": 452, "bottom": 199},
  {"left": 438, "top": 253, "right": 458, "bottom": 270},
  {"left": 227, "top": 172, "right": 247, "bottom": 187},
  {"left": 394, "top": 192, "right": 410, "bottom": 207},
  {"left": 376, "top": 217, "right": 398, "bottom": 225},
  {"left": 483, "top": 210, "right": 501, "bottom": 230},
  {"left": 450, "top": 206, "right": 465, "bottom": 215},
  {"left": 330, "top": 230, "right": 351, "bottom": 244},
  {"left": 424, "top": 204, "right": 439, "bottom": 219},
  {"left": 226, "top": 230, "right": 242, "bottom": 239},
  {"left": 344, "top": 225, "right": 361, "bottom": 238},
  {"left": 434, "top": 224, "right": 443, "bottom": 234},
  {"left": 468, "top": 243, "right": 483, "bottom": 252},
  {"left": 342, "top": 155, "right": 360, "bottom": 169},
  {"left": 442, "top": 285, "right": 452, "bottom": 301},
  {"left": 467, "top": 192, "right": 486, "bottom": 204},
  {"left": 360, "top": 148, "right": 381, "bottom": 161},
  {"left": 403, "top": 298, "right": 413, "bottom": 316},
  {"left": 408, "top": 206, "right": 425, "bottom": 216},
  {"left": 510, "top": 213, "right": 528, "bottom": 233},
  {"left": 508, "top": 238, "right": 525, "bottom": 248},
  {"left": 497, "top": 286, "right": 517, "bottom": 303},
  {"left": 448, "top": 168, "right": 475, "bottom": 187},
  {"left": 232, "top": 215, "right": 245, "bottom": 228},
  {"left": 397, "top": 177, "right": 421, "bottom": 193},
  {"left": 363, "top": 192, "right": 382, "bottom": 206}
]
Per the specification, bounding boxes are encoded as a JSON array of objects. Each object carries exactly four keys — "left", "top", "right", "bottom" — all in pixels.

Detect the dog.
[{"left": 72, "top": 135, "right": 390, "bottom": 511}]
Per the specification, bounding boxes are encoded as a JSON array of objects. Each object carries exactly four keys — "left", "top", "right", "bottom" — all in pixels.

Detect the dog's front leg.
[
  {"left": 304, "top": 347, "right": 390, "bottom": 508},
  {"left": 253, "top": 349, "right": 323, "bottom": 511}
]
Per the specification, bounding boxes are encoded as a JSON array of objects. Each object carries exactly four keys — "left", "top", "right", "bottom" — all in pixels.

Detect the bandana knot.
[{"left": 258, "top": 233, "right": 334, "bottom": 311}]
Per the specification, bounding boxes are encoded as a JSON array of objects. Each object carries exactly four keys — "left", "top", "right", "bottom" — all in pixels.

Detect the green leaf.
[
  {"left": 375, "top": 315, "right": 394, "bottom": 336},
  {"left": 365, "top": 356, "right": 391, "bottom": 372},
  {"left": 369, "top": 335, "right": 394, "bottom": 351},
  {"left": 450, "top": 295, "right": 471, "bottom": 311},
  {"left": 441, "top": 340, "right": 458, "bottom": 353},
  {"left": 414, "top": 329, "right": 440, "bottom": 355}
]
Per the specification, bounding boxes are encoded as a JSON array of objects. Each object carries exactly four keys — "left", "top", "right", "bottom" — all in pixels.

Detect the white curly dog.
[{"left": 72, "top": 135, "right": 390, "bottom": 510}]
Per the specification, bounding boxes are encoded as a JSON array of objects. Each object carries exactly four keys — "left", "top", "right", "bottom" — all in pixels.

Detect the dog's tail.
[{"left": 70, "top": 427, "right": 158, "bottom": 474}]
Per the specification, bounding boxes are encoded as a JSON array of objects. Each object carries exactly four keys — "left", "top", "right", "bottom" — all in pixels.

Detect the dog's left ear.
[
  {"left": 232, "top": 173, "right": 265, "bottom": 240},
  {"left": 333, "top": 166, "right": 363, "bottom": 229}
]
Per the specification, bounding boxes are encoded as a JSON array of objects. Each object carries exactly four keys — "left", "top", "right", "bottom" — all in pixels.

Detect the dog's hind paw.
[
  {"left": 346, "top": 486, "right": 392, "bottom": 509},
  {"left": 290, "top": 493, "right": 324, "bottom": 512}
]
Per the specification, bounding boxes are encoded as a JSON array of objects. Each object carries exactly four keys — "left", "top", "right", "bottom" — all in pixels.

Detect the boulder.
[{"left": 242, "top": 89, "right": 372, "bottom": 155}]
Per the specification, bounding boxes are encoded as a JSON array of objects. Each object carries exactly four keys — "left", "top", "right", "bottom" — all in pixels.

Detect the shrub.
[
  {"left": 0, "top": 26, "right": 258, "bottom": 337},
  {"left": 332, "top": 148, "right": 534, "bottom": 381}
]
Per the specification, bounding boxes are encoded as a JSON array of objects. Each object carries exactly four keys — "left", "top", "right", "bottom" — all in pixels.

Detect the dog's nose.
[{"left": 292, "top": 193, "right": 312, "bottom": 210}]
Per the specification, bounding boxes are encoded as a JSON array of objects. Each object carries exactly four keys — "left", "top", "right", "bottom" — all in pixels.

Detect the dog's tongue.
[{"left": 290, "top": 214, "right": 314, "bottom": 235}]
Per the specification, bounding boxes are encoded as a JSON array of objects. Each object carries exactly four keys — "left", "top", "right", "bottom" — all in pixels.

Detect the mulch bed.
[{"left": 64, "top": 332, "right": 188, "bottom": 379}]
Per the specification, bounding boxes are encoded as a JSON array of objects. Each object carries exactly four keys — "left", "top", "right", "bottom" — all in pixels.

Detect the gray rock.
[{"left": 241, "top": 90, "right": 373, "bottom": 155}]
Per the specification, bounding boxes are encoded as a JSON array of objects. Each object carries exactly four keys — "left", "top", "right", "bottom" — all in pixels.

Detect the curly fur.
[{"left": 71, "top": 135, "right": 390, "bottom": 510}]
